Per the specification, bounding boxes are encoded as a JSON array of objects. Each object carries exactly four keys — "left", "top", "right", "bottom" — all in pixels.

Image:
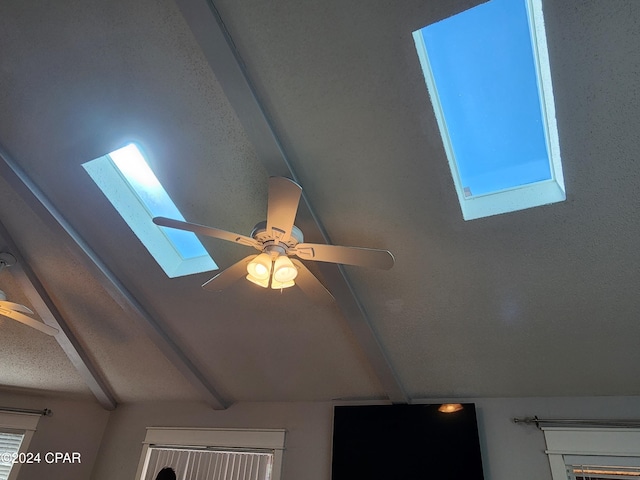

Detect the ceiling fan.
[
  {"left": 153, "top": 177, "right": 394, "bottom": 299},
  {"left": 0, "top": 253, "right": 58, "bottom": 336}
]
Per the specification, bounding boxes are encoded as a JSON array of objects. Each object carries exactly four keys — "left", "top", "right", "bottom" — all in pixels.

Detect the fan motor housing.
[{"left": 250, "top": 221, "right": 303, "bottom": 250}]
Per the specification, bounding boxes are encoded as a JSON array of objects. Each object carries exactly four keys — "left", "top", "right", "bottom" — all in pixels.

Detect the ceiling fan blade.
[
  {"left": 0, "top": 300, "right": 34, "bottom": 315},
  {"left": 266, "top": 177, "right": 302, "bottom": 243},
  {"left": 293, "top": 243, "right": 395, "bottom": 270},
  {"left": 202, "top": 255, "right": 257, "bottom": 291},
  {"left": 153, "top": 217, "right": 261, "bottom": 249},
  {"left": 0, "top": 307, "right": 59, "bottom": 336},
  {"left": 291, "top": 259, "right": 334, "bottom": 305}
]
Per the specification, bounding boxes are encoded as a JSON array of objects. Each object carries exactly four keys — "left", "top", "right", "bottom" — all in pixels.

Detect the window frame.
[
  {"left": 135, "top": 427, "right": 286, "bottom": 480},
  {"left": 542, "top": 427, "right": 640, "bottom": 480},
  {"left": 0, "top": 412, "right": 40, "bottom": 480}
]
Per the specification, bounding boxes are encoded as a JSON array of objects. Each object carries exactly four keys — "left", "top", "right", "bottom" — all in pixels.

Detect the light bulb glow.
[
  {"left": 438, "top": 403, "right": 464, "bottom": 413},
  {"left": 254, "top": 263, "right": 268, "bottom": 276},
  {"left": 273, "top": 256, "right": 298, "bottom": 283},
  {"left": 247, "top": 253, "right": 272, "bottom": 280}
]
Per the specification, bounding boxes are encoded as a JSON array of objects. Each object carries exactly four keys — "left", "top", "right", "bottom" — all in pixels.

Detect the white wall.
[
  {"left": 474, "top": 396, "right": 640, "bottom": 480},
  {"left": 90, "top": 396, "right": 640, "bottom": 480},
  {"left": 90, "top": 401, "right": 334, "bottom": 480},
  {"left": 2, "top": 392, "right": 639, "bottom": 480},
  {"left": 0, "top": 391, "right": 109, "bottom": 480}
]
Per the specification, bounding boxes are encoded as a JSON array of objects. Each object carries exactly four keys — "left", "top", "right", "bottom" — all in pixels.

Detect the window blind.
[
  {"left": 0, "top": 432, "right": 24, "bottom": 480},
  {"left": 568, "top": 465, "right": 640, "bottom": 480},
  {"left": 144, "top": 447, "right": 273, "bottom": 480}
]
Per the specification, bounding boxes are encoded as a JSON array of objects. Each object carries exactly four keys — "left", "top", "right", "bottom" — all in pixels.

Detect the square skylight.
[
  {"left": 83, "top": 143, "right": 218, "bottom": 277},
  {"left": 413, "top": 0, "right": 565, "bottom": 220}
]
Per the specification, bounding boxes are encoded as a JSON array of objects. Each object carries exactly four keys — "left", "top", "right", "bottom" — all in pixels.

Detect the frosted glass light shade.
[
  {"left": 246, "top": 253, "right": 272, "bottom": 288},
  {"left": 247, "top": 253, "right": 272, "bottom": 280},
  {"left": 246, "top": 274, "right": 269, "bottom": 288},
  {"left": 273, "top": 256, "right": 298, "bottom": 283},
  {"left": 271, "top": 278, "right": 295, "bottom": 289}
]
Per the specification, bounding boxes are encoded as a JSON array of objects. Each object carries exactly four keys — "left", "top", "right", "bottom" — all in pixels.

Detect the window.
[
  {"left": 566, "top": 457, "right": 640, "bottom": 480},
  {"left": 135, "top": 428, "right": 286, "bottom": 480},
  {"left": 83, "top": 143, "right": 218, "bottom": 278},
  {"left": 413, "top": 0, "right": 565, "bottom": 220},
  {"left": 0, "top": 412, "right": 40, "bottom": 480},
  {"left": 0, "top": 432, "right": 24, "bottom": 480},
  {"left": 143, "top": 447, "right": 273, "bottom": 480},
  {"left": 543, "top": 427, "right": 640, "bottom": 480}
]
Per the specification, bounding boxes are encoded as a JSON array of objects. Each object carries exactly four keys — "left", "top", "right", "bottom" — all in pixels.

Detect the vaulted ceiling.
[{"left": 0, "top": 0, "right": 639, "bottom": 410}]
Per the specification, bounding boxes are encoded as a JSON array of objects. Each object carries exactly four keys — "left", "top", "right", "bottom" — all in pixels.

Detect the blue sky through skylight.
[
  {"left": 108, "top": 144, "right": 207, "bottom": 259},
  {"left": 83, "top": 143, "right": 217, "bottom": 278},
  {"left": 418, "top": 0, "right": 552, "bottom": 197}
]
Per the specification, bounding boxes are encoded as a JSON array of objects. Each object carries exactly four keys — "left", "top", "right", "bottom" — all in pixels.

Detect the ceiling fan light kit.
[
  {"left": 246, "top": 253, "right": 298, "bottom": 289},
  {"left": 0, "top": 253, "right": 59, "bottom": 336},
  {"left": 153, "top": 177, "right": 394, "bottom": 300}
]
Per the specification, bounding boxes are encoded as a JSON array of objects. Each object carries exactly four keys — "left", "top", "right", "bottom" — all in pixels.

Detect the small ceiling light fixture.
[
  {"left": 246, "top": 253, "right": 298, "bottom": 290},
  {"left": 438, "top": 403, "right": 464, "bottom": 414}
]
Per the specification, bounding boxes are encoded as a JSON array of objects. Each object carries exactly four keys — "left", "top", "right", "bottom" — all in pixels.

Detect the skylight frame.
[
  {"left": 413, "top": 0, "right": 565, "bottom": 220},
  {"left": 83, "top": 143, "right": 218, "bottom": 278}
]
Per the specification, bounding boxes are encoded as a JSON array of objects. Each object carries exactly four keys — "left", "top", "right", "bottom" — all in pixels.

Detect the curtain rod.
[
  {"left": 0, "top": 407, "right": 52, "bottom": 416},
  {"left": 513, "top": 416, "right": 640, "bottom": 429}
]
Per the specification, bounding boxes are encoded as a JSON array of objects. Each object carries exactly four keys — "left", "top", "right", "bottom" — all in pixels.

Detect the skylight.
[
  {"left": 83, "top": 143, "right": 218, "bottom": 278},
  {"left": 413, "top": 0, "right": 564, "bottom": 220}
]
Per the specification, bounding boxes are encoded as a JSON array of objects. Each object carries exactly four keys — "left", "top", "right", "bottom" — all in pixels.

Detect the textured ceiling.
[{"left": 0, "top": 0, "right": 639, "bottom": 409}]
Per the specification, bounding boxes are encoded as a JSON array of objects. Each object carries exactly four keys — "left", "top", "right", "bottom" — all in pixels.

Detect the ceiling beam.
[
  {"left": 0, "top": 222, "right": 117, "bottom": 410},
  {"left": 174, "top": 0, "right": 408, "bottom": 403},
  {"left": 0, "top": 147, "right": 229, "bottom": 410}
]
